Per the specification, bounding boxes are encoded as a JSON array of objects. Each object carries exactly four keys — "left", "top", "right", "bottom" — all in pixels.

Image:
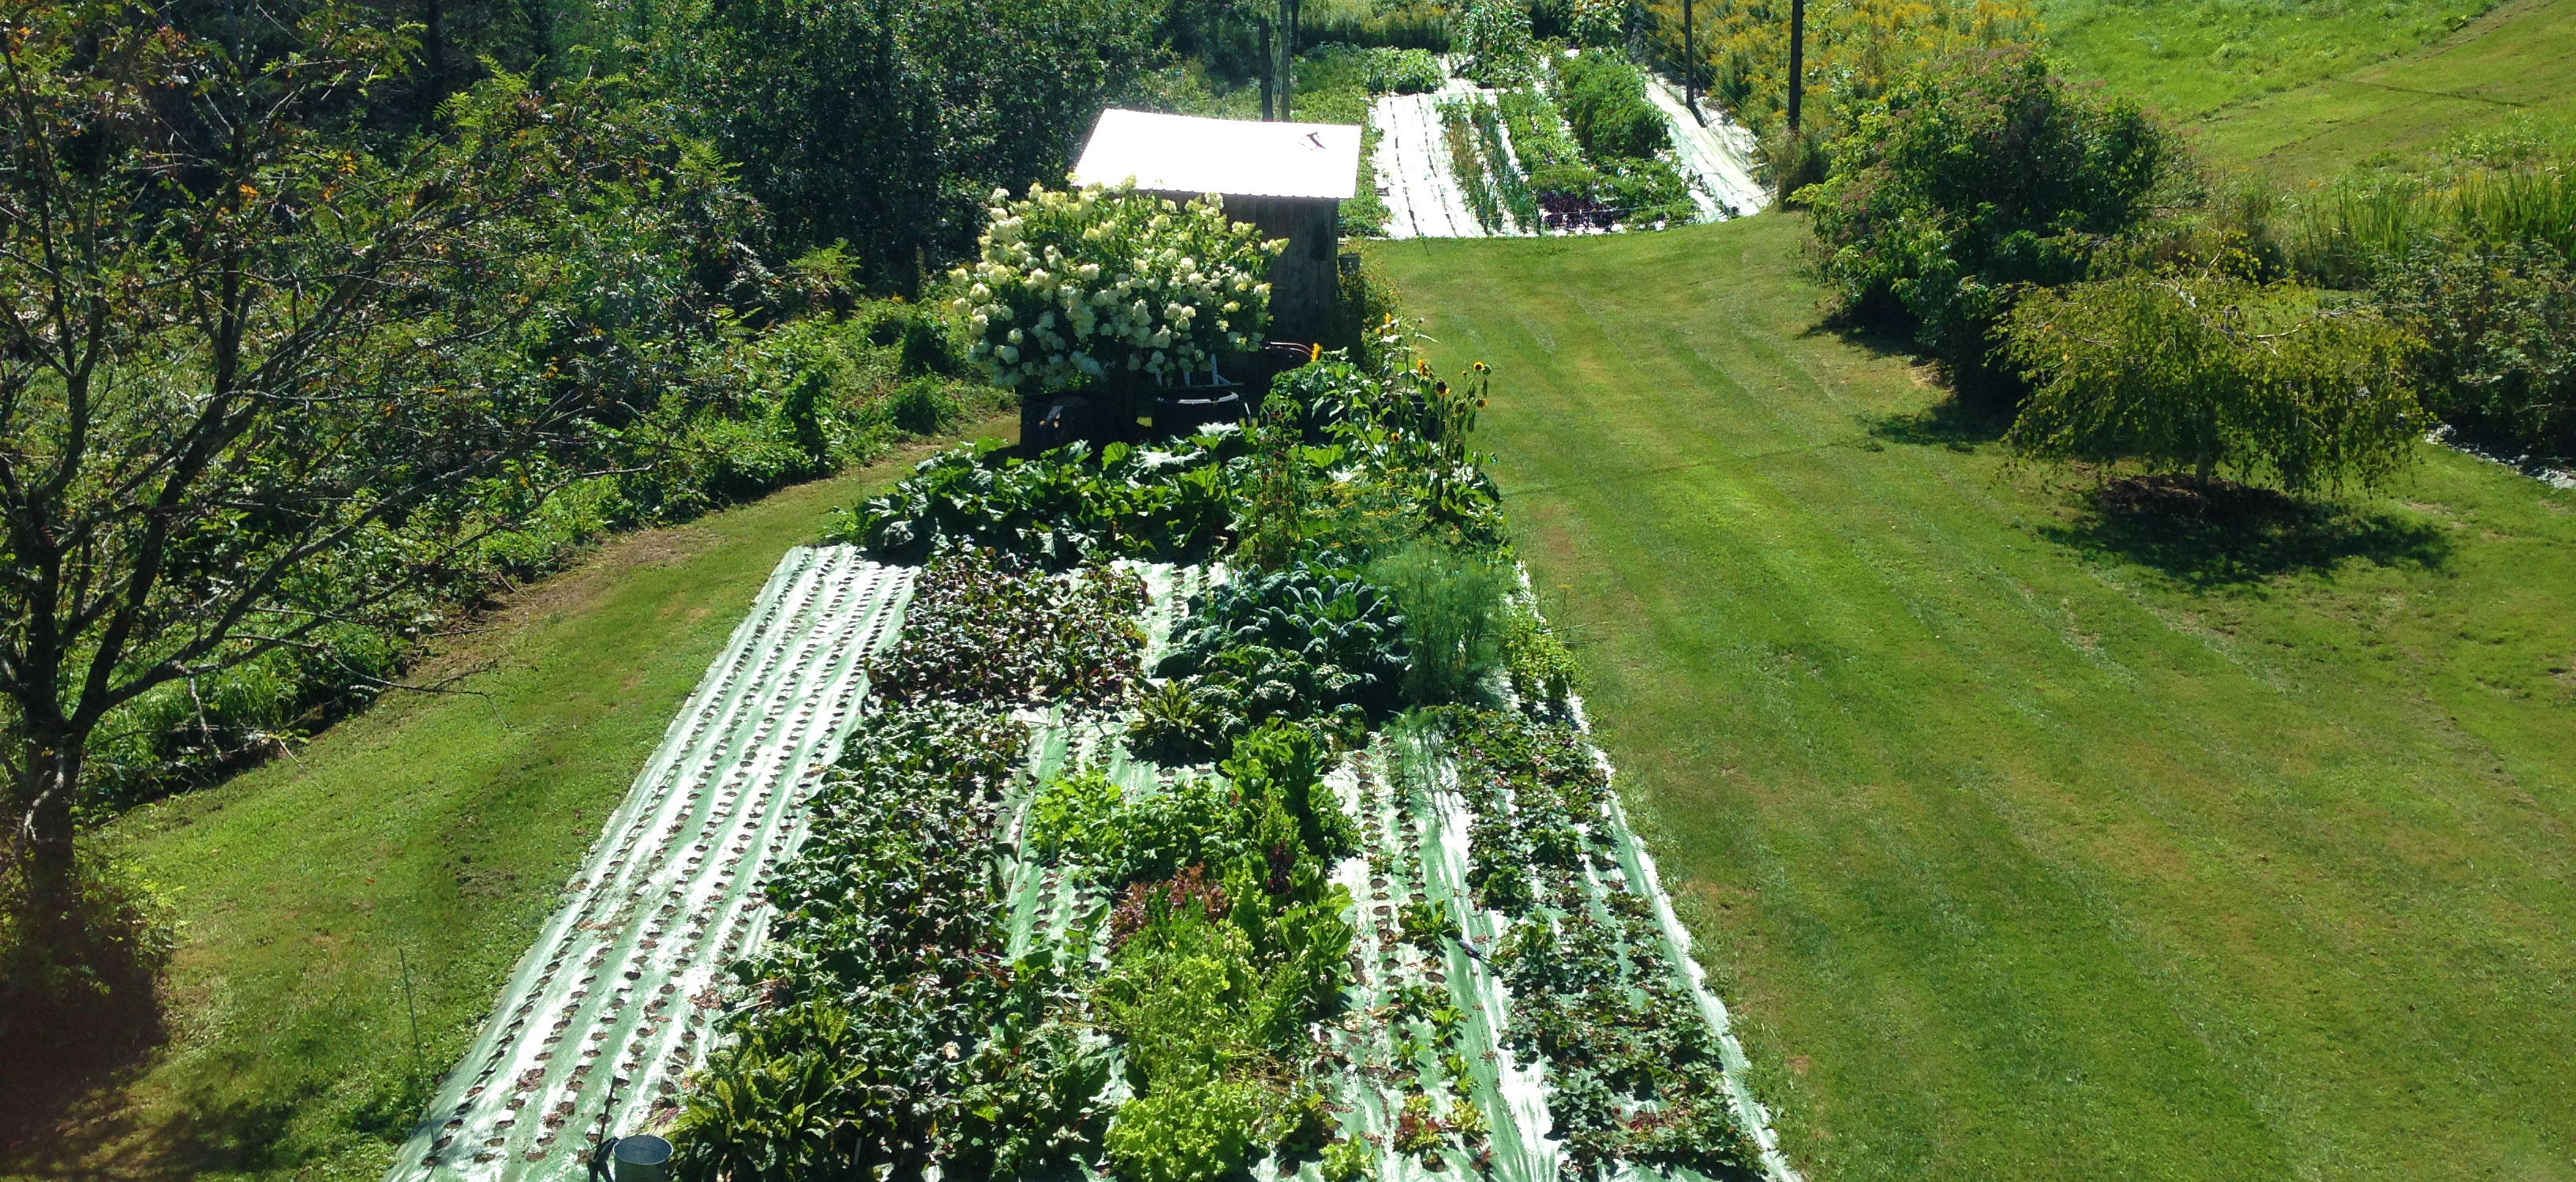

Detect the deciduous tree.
[
  {"left": 0, "top": 0, "right": 639, "bottom": 956},
  {"left": 2003, "top": 271, "right": 2423, "bottom": 492}
]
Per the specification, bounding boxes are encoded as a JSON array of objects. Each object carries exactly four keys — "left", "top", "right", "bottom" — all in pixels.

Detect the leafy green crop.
[
  {"left": 1021, "top": 720, "right": 1359, "bottom": 1182},
  {"left": 1159, "top": 564, "right": 1410, "bottom": 705},
  {"left": 1363, "top": 47, "right": 1446, "bottom": 95},
  {"left": 673, "top": 705, "right": 1118, "bottom": 1182},
  {"left": 831, "top": 436, "right": 1241, "bottom": 567},
  {"left": 1131, "top": 563, "right": 1410, "bottom": 761},
  {"left": 867, "top": 546, "right": 1148, "bottom": 707},
  {"left": 1437, "top": 708, "right": 1762, "bottom": 1179}
]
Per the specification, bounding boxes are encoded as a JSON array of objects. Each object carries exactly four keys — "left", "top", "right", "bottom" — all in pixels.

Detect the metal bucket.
[{"left": 612, "top": 1135, "right": 672, "bottom": 1182}]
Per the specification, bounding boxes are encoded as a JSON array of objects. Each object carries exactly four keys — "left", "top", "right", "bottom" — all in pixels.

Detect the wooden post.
[
  {"left": 1683, "top": 0, "right": 1699, "bottom": 121},
  {"left": 1787, "top": 0, "right": 1804, "bottom": 132}
]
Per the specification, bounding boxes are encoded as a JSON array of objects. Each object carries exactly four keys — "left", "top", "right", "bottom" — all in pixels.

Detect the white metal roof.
[{"left": 1072, "top": 108, "right": 1361, "bottom": 202}]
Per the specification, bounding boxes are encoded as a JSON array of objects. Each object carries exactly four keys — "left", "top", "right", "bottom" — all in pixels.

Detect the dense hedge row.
[
  {"left": 1810, "top": 46, "right": 2576, "bottom": 485},
  {"left": 81, "top": 303, "right": 990, "bottom": 815}
]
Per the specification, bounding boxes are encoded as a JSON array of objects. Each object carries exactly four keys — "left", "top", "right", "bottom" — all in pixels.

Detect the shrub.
[
  {"left": 1557, "top": 52, "right": 1670, "bottom": 163},
  {"left": 1364, "top": 47, "right": 1446, "bottom": 94},
  {"left": 887, "top": 376, "right": 961, "bottom": 435},
  {"left": 947, "top": 181, "right": 1282, "bottom": 391},
  {"left": 2003, "top": 271, "right": 2424, "bottom": 492},
  {"left": 1758, "top": 123, "right": 1829, "bottom": 207},
  {"left": 1455, "top": 0, "right": 1537, "bottom": 87},
  {"left": 1807, "top": 47, "right": 2185, "bottom": 390},
  {"left": 0, "top": 840, "right": 176, "bottom": 1042},
  {"left": 2372, "top": 241, "right": 2576, "bottom": 454}
]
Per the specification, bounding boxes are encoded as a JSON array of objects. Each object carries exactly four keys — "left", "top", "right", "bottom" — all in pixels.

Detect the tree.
[
  {"left": 0, "top": 0, "right": 645, "bottom": 956},
  {"left": 1806, "top": 47, "right": 2183, "bottom": 391},
  {"left": 683, "top": 0, "right": 1159, "bottom": 294},
  {"left": 2002, "top": 271, "right": 2424, "bottom": 492}
]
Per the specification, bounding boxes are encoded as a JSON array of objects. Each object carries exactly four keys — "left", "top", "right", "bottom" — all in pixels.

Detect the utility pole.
[
  {"left": 1787, "top": 0, "right": 1805, "bottom": 132},
  {"left": 1683, "top": 0, "right": 1704, "bottom": 125},
  {"left": 1278, "top": 0, "right": 1301, "bottom": 121},
  {"left": 1260, "top": 16, "right": 1275, "bottom": 119}
]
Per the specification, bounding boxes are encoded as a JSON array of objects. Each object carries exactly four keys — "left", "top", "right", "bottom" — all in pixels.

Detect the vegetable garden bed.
[
  {"left": 1369, "top": 51, "right": 1765, "bottom": 239},
  {"left": 666, "top": 552, "right": 1796, "bottom": 1182},
  {"left": 395, "top": 341, "right": 1797, "bottom": 1182}
]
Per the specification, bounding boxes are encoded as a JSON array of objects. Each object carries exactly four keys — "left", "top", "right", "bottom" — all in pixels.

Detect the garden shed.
[{"left": 1072, "top": 108, "right": 1361, "bottom": 342}]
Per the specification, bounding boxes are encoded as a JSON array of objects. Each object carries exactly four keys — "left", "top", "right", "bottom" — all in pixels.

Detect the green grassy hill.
[
  {"left": 2035, "top": 0, "right": 2506, "bottom": 121},
  {"left": 1372, "top": 215, "right": 2576, "bottom": 1180},
  {"left": 2187, "top": 0, "right": 2576, "bottom": 180},
  {"left": 2035, "top": 0, "right": 2576, "bottom": 183}
]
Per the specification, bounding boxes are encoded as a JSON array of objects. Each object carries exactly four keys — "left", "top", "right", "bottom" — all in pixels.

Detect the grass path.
[
  {"left": 2187, "top": 0, "right": 2576, "bottom": 181},
  {"left": 1372, "top": 217, "right": 2576, "bottom": 1181},
  {"left": 0, "top": 420, "right": 1010, "bottom": 1182}
]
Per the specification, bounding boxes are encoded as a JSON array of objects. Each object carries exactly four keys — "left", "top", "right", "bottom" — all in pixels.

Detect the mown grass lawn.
[
  {"left": 2185, "top": 0, "right": 2576, "bottom": 181},
  {"left": 2035, "top": 0, "right": 2503, "bottom": 122},
  {"left": 1372, "top": 216, "right": 2576, "bottom": 1181},
  {"left": 0, "top": 421, "right": 1012, "bottom": 1182}
]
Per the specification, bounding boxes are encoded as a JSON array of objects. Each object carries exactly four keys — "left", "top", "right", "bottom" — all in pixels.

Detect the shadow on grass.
[
  {"left": 1864, "top": 398, "right": 2016, "bottom": 451},
  {"left": 1803, "top": 300, "right": 1923, "bottom": 361},
  {"left": 0, "top": 974, "right": 171, "bottom": 1178},
  {"left": 1, "top": 997, "right": 347, "bottom": 1182},
  {"left": 2042, "top": 475, "right": 2451, "bottom": 587}
]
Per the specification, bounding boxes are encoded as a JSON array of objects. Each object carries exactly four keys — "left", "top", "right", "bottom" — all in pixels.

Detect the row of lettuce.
[{"left": 665, "top": 339, "right": 1760, "bottom": 1180}]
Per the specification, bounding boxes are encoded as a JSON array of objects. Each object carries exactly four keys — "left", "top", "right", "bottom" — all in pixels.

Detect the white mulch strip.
[
  {"left": 1644, "top": 75, "right": 1769, "bottom": 221},
  {"left": 1372, "top": 87, "right": 1491, "bottom": 241},
  {"left": 388, "top": 547, "right": 912, "bottom": 1182}
]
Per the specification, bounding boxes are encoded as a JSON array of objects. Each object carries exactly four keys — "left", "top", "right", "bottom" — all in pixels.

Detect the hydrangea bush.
[{"left": 949, "top": 181, "right": 1283, "bottom": 391}]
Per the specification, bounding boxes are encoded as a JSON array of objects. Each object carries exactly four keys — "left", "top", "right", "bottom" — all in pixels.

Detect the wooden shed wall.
[{"left": 1155, "top": 193, "right": 1340, "bottom": 343}]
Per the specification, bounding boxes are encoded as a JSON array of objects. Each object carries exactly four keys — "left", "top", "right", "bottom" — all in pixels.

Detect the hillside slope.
[
  {"left": 0, "top": 424, "right": 1011, "bottom": 1182},
  {"left": 2188, "top": 0, "right": 2576, "bottom": 180},
  {"left": 1373, "top": 218, "right": 2576, "bottom": 1181}
]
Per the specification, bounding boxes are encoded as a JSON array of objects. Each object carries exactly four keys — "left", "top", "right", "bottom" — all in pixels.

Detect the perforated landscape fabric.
[
  {"left": 388, "top": 548, "right": 915, "bottom": 1181},
  {"left": 1368, "top": 72, "right": 1766, "bottom": 238},
  {"left": 1372, "top": 86, "right": 1492, "bottom": 240},
  {"left": 995, "top": 565, "right": 1802, "bottom": 1182}
]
